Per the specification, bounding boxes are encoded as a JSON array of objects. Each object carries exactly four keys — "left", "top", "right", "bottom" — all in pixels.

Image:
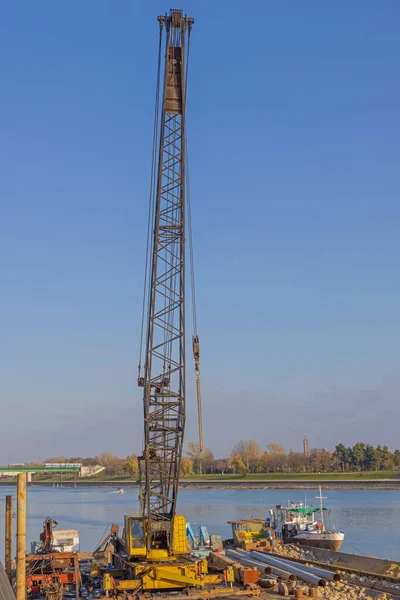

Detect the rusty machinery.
[
  {"left": 39, "top": 518, "right": 58, "bottom": 553},
  {"left": 26, "top": 518, "right": 80, "bottom": 600}
]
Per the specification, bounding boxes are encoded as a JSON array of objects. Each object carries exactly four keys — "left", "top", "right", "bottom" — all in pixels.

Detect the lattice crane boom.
[{"left": 137, "top": 9, "right": 194, "bottom": 554}]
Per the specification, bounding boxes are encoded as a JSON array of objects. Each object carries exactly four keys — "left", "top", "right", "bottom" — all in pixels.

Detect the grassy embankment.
[
  {"left": 1, "top": 471, "right": 397, "bottom": 484},
  {"left": 179, "top": 471, "right": 399, "bottom": 481},
  {"left": 44, "top": 470, "right": 400, "bottom": 483}
]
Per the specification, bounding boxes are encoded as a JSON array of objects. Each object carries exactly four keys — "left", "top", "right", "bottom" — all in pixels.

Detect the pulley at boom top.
[{"left": 136, "top": 8, "right": 203, "bottom": 554}]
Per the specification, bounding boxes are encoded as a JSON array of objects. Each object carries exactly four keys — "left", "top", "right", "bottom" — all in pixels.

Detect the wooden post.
[
  {"left": 5, "top": 495, "right": 12, "bottom": 579},
  {"left": 16, "top": 473, "right": 27, "bottom": 600},
  {"left": 74, "top": 553, "right": 80, "bottom": 600}
]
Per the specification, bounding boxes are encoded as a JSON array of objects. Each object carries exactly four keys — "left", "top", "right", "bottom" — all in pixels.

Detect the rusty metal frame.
[{"left": 26, "top": 552, "right": 80, "bottom": 600}]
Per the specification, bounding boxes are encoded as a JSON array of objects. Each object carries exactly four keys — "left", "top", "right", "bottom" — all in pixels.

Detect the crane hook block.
[{"left": 192, "top": 335, "right": 200, "bottom": 368}]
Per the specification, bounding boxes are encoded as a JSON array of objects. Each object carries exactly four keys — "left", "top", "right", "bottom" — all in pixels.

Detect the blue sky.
[{"left": 0, "top": 1, "right": 399, "bottom": 461}]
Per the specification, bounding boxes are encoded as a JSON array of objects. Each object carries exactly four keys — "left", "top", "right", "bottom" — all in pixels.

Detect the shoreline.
[{"left": 1, "top": 479, "right": 400, "bottom": 490}]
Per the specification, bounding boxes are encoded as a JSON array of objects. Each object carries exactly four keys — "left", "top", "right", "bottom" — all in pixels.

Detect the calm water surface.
[{"left": 0, "top": 487, "right": 399, "bottom": 561}]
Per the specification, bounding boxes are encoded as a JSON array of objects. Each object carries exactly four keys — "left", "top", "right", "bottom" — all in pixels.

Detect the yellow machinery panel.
[
  {"left": 135, "top": 563, "right": 203, "bottom": 590},
  {"left": 225, "top": 566, "right": 235, "bottom": 583},
  {"left": 173, "top": 514, "right": 189, "bottom": 554},
  {"left": 104, "top": 574, "right": 141, "bottom": 592},
  {"left": 146, "top": 548, "right": 172, "bottom": 561}
]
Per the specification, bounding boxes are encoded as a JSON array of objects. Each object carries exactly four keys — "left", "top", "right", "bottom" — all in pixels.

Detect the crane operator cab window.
[{"left": 131, "top": 518, "right": 145, "bottom": 548}]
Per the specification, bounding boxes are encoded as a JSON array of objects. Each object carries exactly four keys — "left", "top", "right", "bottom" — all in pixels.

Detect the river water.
[{"left": 0, "top": 486, "right": 399, "bottom": 562}]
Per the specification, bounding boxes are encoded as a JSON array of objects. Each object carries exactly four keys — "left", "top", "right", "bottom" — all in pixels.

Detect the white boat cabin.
[
  {"left": 52, "top": 528, "right": 80, "bottom": 552},
  {"left": 271, "top": 503, "right": 324, "bottom": 539}
]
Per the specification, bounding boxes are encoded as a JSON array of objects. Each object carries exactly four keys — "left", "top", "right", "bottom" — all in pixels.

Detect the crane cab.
[
  {"left": 123, "top": 514, "right": 188, "bottom": 560},
  {"left": 123, "top": 515, "right": 146, "bottom": 558}
]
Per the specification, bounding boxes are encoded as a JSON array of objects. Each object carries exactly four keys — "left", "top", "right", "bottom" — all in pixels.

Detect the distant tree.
[
  {"left": 186, "top": 442, "right": 214, "bottom": 474},
  {"left": 81, "top": 457, "right": 99, "bottom": 466},
  {"left": 308, "top": 449, "right": 329, "bottom": 472},
  {"left": 318, "top": 449, "right": 333, "bottom": 472},
  {"left": 267, "top": 443, "right": 286, "bottom": 455},
  {"left": 186, "top": 442, "right": 201, "bottom": 472},
  {"left": 45, "top": 457, "right": 67, "bottom": 463},
  {"left": 375, "top": 445, "right": 383, "bottom": 469},
  {"left": 249, "top": 441, "right": 263, "bottom": 472},
  {"left": 345, "top": 447, "right": 354, "bottom": 470},
  {"left": 329, "top": 453, "right": 342, "bottom": 472},
  {"left": 260, "top": 444, "right": 287, "bottom": 473},
  {"left": 261, "top": 451, "right": 271, "bottom": 472},
  {"left": 394, "top": 450, "right": 400, "bottom": 468},
  {"left": 333, "top": 444, "right": 345, "bottom": 466},
  {"left": 363, "top": 445, "right": 378, "bottom": 471},
  {"left": 232, "top": 456, "right": 249, "bottom": 476},
  {"left": 287, "top": 451, "right": 306, "bottom": 473},
  {"left": 213, "top": 458, "right": 231, "bottom": 474},
  {"left": 180, "top": 458, "right": 193, "bottom": 476},
  {"left": 202, "top": 449, "right": 216, "bottom": 473},
  {"left": 97, "top": 452, "right": 124, "bottom": 475},
  {"left": 379, "top": 445, "right": 394, "bottom": 470},
  {"left": 231, "top": 440, "right": 263, "bottom": 472},
  {"left": 122, "top": 456, "right": 139, "bottom": 478},
  {"left": 333, "top": 444, "right": 352, "bottom": 471},
  {"left": 351, "top": 443, "right": 366, "bottom": 471}
]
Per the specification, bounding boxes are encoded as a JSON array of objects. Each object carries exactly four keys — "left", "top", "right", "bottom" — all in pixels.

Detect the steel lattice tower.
[{"left": 138, "top": 9, "right": 193, "bottom": 553}]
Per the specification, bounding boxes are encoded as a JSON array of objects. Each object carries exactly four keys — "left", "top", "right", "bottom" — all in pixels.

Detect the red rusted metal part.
[
  {"left": 208, "top": 552, "right": 260, "bottom": 585},
  {"left": 26, "top": 551, "right": 80, "bottom": 599},
  {"left": 241, "top": 569, "right": 260, "bottom": 585},
  {"left": 26, "top": 551, "right": 77, "bottom": 563},
  {"left": 39, "top": 518, "right": 57, "bottom": 553},
  {"left": 27, "top": 573, "right": 77, "bottom": 586}
]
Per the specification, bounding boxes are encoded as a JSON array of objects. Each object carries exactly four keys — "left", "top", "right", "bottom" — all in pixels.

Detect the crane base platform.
[
  {"left": 98, "top": 583, "right": 260, "bottom": 600},
  {"left": 143, "top": 584, "right": 261, "bottom": 599},
  {"left": 105, "top": 560, "right": 222, "bottom": 592}
]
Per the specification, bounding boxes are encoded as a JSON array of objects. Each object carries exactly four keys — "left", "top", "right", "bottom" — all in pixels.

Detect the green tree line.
[{"left": 41, "top": 440, "right": 400, "bottom": 479}]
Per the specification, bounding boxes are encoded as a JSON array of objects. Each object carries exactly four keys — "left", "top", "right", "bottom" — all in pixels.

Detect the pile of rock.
[
  {"left": 291, "top": 581, "right": 377, "bottom": 600},
  {"left": 274, "top": 544, "right": 316, "bottom": 562},
  {"left": 386, "top": 563, "right": 400, "bottom": 578}
]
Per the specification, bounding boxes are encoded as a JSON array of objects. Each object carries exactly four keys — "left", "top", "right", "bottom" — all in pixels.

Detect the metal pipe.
[
  {"left": 251, "top": 551, "right": 326, "bottom": 587},
  {"left": 233, "top": 549, "right": 297, "bottom": 582},
  {"left": 5, "top": 495, "right": 12, "bottom": 580},
  {"left": 226, "top": 550, "right": 296, "bottom": 582},
  {"left": 226, "top": 550, "right": 272, "bottom": 573},
  {"left": 269, "top": 566, "right": 296, "bottom": 582},
  {"left": 16, "top": 473, "right": 27, "bottom": 600},
  {"left": 274, "top": 557, "right": 341, "bottom": 582}
]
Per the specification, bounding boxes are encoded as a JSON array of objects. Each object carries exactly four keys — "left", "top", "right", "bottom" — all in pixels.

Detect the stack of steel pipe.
[
  {"left": 271, "top": 557, "right": 341, "bottom": 582},
  {"left": 225, "top": 549, "right": 272, "bottom": 574},
  {"left": 250, "top": 551, "right": 327, "bottom": 587},
  {"left": 226, "top": 549, "right": 296, "bottom": 582}
]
